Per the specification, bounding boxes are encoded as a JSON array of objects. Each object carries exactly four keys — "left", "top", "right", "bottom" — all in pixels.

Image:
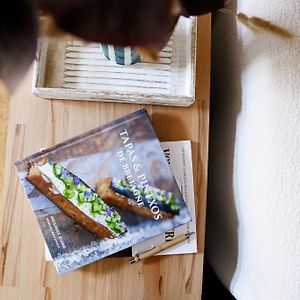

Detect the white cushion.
[{"left": 207, "top": 1, "right": 300, "bottom": 299}]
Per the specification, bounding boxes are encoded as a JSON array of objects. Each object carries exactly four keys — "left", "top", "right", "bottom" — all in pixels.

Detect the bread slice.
[
  {"left": 97, "top": 177, "right": 173, "bottom": 220},
  {"left": 26, "top": 160, "right": 127, "bottom": 239}
]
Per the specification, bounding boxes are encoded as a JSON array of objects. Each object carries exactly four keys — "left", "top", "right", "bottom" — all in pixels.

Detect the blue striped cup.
[{"left": 100, "top": 44, "right": 141, "bottom": 65}]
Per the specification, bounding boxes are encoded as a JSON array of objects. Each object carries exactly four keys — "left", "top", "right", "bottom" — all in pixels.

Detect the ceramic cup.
[{"left": 100, "top": 44, "right": 141, "bottom": 66}]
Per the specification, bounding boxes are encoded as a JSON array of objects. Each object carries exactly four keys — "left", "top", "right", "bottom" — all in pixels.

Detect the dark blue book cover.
[{"left": 15, "top": 109, "right": 191, "bottom": 274}]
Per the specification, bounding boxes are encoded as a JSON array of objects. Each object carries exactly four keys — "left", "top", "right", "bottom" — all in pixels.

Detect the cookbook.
[
  {"left": 45, "top": 140, "right": 197, "bottom": 260},
  {"left": 15, "top": 109, "right": 191, "bottom": 274}
]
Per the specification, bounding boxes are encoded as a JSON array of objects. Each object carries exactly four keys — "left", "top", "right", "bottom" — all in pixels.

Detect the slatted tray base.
[{"left": 33, "top": 17, "right": 197, "bottom": 106}]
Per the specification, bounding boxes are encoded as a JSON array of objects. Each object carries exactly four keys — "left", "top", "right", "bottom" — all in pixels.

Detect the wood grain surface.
[
  {"left": 0, "top": 80, "right": 9, "bottom": 214},
  {"left": 0, "top": 15, "right": 211, "bottom": 300}
]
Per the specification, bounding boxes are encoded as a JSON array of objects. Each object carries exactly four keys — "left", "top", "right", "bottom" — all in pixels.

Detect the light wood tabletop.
[
  {"left": 0, "top": 15, "right": 211, "bottom": 300},
  {"left": 0, "top": 80, "right": 9, "bottom": 209}
]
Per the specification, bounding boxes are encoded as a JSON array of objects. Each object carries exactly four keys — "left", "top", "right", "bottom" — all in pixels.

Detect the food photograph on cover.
[{"left": 15, "top": 109, "right": 191, "bottom": 274}]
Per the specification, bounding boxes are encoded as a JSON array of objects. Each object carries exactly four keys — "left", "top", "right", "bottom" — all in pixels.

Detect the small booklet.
[
  {"left": 16, "top": 109, "right": 191, "bottom": 274},
  {"left": 45, "top": 140, "right": 197, "bottom": 260}
]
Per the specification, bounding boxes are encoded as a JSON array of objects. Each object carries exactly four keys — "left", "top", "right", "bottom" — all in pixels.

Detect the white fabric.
[{"left": 207, "top": 1, "right": 300, "bottom": 299}]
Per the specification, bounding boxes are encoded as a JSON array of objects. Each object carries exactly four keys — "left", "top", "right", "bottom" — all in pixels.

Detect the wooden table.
[{"left": 0, "top": 15, "right": 211, "bottom": 300}]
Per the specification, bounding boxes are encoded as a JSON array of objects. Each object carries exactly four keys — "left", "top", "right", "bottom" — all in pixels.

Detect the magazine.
[
  {"left": 45, "top": 140, "right": 197, "bottom": 260},
  {"left": 16, "top": 109, "right": 191, "bottom": 274}
]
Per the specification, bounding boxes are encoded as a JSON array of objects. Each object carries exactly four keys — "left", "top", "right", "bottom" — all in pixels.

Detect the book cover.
[
  {"left": 45, "top": 140, "right": 197, "bottom": 261},
  {"left": 15, "top": 109, "right": 191, "bottom": 274}
]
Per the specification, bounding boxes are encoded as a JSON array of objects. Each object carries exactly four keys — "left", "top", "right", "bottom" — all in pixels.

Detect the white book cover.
[{"left": 45, "top": 140, "right": 197, "bottom": 261}]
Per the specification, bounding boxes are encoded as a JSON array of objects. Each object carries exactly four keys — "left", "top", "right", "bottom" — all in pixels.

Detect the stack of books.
[{"left": 16, "top": 109, "right": 197, "bottom": 274}]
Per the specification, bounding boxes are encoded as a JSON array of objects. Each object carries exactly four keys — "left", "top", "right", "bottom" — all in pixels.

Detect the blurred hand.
[{"left": 0, "top": 0, "right": 224, "bottom": 91}]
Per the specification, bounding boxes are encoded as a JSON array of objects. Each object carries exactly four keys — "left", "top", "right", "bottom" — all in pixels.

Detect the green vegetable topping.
[
  {"left": 51, "top": 163, "right": 127, "bottom": 235},
  {"left": 63, "top": 189, "right": 75, "bottom": 199},
  {"left": 53, "top": 164, "right": 62, "bottom": 176},
  {"left": 78, "top": 192, "right": 85, "bottom": 205},
  {"left": 77, "top": 184, "right": 87, "bottom": 192},
  {"left": 92, "top": 201, "right": 103, "bottom": 213}
]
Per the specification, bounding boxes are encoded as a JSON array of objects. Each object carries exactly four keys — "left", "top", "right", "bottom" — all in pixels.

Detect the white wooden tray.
[{"left": 32, "top": 17, "right": 197, "bottom": 106}]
